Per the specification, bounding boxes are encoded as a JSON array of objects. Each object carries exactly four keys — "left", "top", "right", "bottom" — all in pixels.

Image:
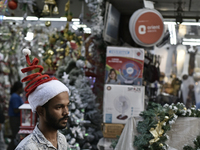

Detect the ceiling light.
[
  {"left": 183, "top": 38, "right": 200, "bottom": 42},
  {"left": 3, "top": 16, "right": 24, "bottom": 20},
  {"left": 26, "top": 17, "right": 38, "bottom": 21},
  {"left": 181, "top": 22, "right": 200, "bottom": 26},
  {"left": 182, "top": 42, "right": 200, "bottom": 45},
  {"left": 2, "top": 16, "right": 80, "bottom": 22}
]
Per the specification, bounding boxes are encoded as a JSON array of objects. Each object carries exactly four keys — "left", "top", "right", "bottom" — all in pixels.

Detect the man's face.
[{"left": 44, "top": 91, "right": 69, "bottom": 130}]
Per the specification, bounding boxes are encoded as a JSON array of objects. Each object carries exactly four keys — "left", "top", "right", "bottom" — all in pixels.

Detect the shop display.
[
  {"left": 105, "top": 46, "right": 144, "bottom": 85},
  {"left": 1, "top": 0, "right": 200, "bottom": 150},
  {"left": 103, "top": 84, "right": 144, "bottom": 124}
]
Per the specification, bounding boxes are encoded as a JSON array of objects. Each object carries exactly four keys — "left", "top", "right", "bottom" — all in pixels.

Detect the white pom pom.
[{"left": 22, "top": 48, "right": 31, "bottom": 56}]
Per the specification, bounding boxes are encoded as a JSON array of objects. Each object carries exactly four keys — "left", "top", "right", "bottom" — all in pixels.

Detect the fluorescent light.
[
  {"left": 3, "top": 16, "right": 23, "bottom": 20},
  {"left": 182, "top": 22, "right": 200, "bottom": 26},
  {"left": 182, "top": 42, "right": 200, "bottom": 45},
  {"left": 26, "top": 16, "right": 38, "bottom": 21},
  {"left": 72, "top": 18, "right": 80, "bottom": 22},
  {"left": 73, "top": 22, "right": 80, "bottom": 25},
  {"left": 164, "top": 21, "right": 200, "bottom": 26},
  {"left": 39, "top": 17, "right": 67, "bottom": 21},
  {"left": 167, "top": 22, "right": 177, "bottom": 45},
  {"left": 183, "top": 38, "right": 200, "bottom": 42},
  {"left": 2, "top": 16, "right": 80, "bottom": 22},
  {"left": 164, "top": 22, "right": 176, "bottom": 25}
]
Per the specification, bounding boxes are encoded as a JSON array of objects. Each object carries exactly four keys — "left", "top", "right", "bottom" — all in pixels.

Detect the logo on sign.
[
  {"left": 109, "top": 50, "right": 130, "bottom": 55},
  {"left": 138, "top": 25, "right": 161, "bottom": 35},
  {"left": 138, "top": 25, "right": 146, "bottom": 34},
  {"left": 128, "top": 87, "right": 141, "bottom": 92}
]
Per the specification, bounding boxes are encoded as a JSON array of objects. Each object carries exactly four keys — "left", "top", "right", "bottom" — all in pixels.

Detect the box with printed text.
[
  {"left": 105, "top": 46, "right": 144, "bottom": 85},
  {"left": 103, "top": 84, "right": 144, "bottom": 124}
]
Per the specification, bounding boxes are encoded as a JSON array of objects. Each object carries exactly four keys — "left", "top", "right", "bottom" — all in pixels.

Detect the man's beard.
[{"left": 45, "top": 109, "right": 68, "bottom": 130}]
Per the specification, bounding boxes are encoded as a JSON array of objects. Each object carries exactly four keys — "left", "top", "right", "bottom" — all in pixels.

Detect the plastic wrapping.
[{"left": 115, "top": 117, "right": 142, "bottom": 150}]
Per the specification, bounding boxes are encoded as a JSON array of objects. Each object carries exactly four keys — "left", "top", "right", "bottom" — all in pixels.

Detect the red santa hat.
[{"left": 21, "top": 48, "right": 69, "bottom": 112}]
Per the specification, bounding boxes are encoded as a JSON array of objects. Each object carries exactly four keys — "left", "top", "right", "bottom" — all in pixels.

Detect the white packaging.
[{"left": 103, "top": 84, "right": 144, "bottom": 124}]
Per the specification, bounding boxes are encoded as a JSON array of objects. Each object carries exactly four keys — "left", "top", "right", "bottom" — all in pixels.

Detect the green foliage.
[
  {"left": 183, "top": 135, "right": 200, "bottom": 150},
  {"left": 137, "top": 118, "right": 156, "bottom": 134},
  {"left": 183, "top": 146, "right": 194, "bottom": 150},
  {"left": 134, "top": 134, "right": 153, "bottom": 149},
  {"left": 110, "top": 136, "right": 120, "bottom": 149}
]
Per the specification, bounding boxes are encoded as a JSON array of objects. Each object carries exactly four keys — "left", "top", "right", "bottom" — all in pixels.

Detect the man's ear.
[{"left": 36, "top": 106, "right": 45, "bottom": 116}]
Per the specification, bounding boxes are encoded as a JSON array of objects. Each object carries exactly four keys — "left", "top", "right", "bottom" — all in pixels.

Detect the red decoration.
[
  {"left": 21, "top": 54, "right": 57, "bottom": 98},
  {"left": 8, "top": 0, "right": 18, "bottom": 10}
]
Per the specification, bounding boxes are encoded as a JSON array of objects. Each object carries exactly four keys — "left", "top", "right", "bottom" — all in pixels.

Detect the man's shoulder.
[{"left": 15, "top": 133, "right": 38, "bottom": 150}]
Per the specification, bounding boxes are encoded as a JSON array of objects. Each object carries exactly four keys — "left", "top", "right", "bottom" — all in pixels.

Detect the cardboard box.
[
  {"left": 105, "top": 46, "right": 144, "bottom": 85},
  {"left": 103, "top": 84, "right": 144, "bottom": 124},
  {"left": 102, "top": 123, "right": 125, "bottom": 138}
]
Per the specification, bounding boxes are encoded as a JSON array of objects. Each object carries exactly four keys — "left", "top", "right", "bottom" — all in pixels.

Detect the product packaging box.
[
  {"left": 103, "top": 84, "right": 144, "bottom": 124},
  {"left": 105, "top": 46, "right": 144, "bottom": 85},
  {"left": 102, "top": 123, "right": 125, "bottom": 138}
]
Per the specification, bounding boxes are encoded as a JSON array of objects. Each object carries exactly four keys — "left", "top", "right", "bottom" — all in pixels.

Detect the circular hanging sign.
[{"left": 129, "top": 9, "right": 164, "bottom": 47}]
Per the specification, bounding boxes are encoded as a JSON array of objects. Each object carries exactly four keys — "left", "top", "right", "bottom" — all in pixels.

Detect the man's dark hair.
[
  {"left": 10, "top": 81, "right": 23, "bottom": 95},
  {"left": 42, "top": 100, "right": 50, "bottom": 111}
]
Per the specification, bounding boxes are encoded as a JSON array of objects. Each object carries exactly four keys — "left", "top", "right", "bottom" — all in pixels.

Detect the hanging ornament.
[
  {"left": 49, "top": 35, "right": 56, "bottom": 44},
  {"left": 65, "top": 0, "right": 70, "bottom": 12},
  {"left": 52, "top": 5, "right": 59, "bottom": 15},
  {"left": 17, "top": 0, "right": 36, "bottom": 13},
  {"left": 8, "top": 0, "right": 18, "bottom": 10},
  {"left": 65, "top": 0, "right": 73, "bottom": 22},
  {"left": 42, "top": 4, "right": 50, "bottom": 14},
  {"left": 45, "top": 21, "right": 51, "bottom": 27}
]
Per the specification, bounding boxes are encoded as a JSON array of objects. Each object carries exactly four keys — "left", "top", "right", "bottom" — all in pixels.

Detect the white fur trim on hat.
[{"left": 28, "top": 80, "right": 69, "bottom": 113}]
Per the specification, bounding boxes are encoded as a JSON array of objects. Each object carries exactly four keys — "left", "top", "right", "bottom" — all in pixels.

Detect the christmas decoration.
[
  {"left": 111, "top": 102, "right": 200, "bottom": 150},
  {"left": 60, "top": 76, "right": 103, "bottom": 150},
  {"left": 54, "top": 52, "right": 102, "bottom": 150},
  {"left": 42, "top": 21, "right": 84, "bottom": 72},
  {"left": 45, "top": 21, "right": 51, "bottom": 27},
  {"left": 0, "top": 0, "right": 8, "bottom": 16},
  {"left": 17, "top": 0, "right": 36, "bottom": 13},
  {"left": 42, "top": 0, "right": 59, "bottom": 16},
  {"left": 8, "top": 0, "right": 17, "bottom": 10},
  {"left": 65, "top": 0, "right": 72, "bottom": 22}
]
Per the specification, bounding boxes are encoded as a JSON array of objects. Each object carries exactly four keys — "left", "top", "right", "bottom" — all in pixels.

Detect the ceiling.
[
  {"left": 4, "top": 0, "right": 200, "bottom": 22},
  {"left": 5, "top": 0, "right": 91, "bottom": 19},
  {"left": 109, "top": 0, "right": 200, "bottom": 22}
]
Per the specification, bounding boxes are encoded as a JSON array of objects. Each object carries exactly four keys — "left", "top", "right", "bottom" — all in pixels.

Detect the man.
[{"left": 15, "top": 49, "right": 70, "bottom": 150}]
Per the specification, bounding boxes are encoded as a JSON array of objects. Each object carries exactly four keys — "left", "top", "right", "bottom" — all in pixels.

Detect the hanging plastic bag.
[{"left": 115, "top": 117, "right": 142, "bottom": 150}]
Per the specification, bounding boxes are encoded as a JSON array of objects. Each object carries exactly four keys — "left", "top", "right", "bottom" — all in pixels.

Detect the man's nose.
[{"left": 63, "top": 106, "right": 69, "bottom": 115}]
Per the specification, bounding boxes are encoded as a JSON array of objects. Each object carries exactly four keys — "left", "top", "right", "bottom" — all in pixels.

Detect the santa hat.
[{"left": 21, "top": 48, "right": 69, "bottom": 113}]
